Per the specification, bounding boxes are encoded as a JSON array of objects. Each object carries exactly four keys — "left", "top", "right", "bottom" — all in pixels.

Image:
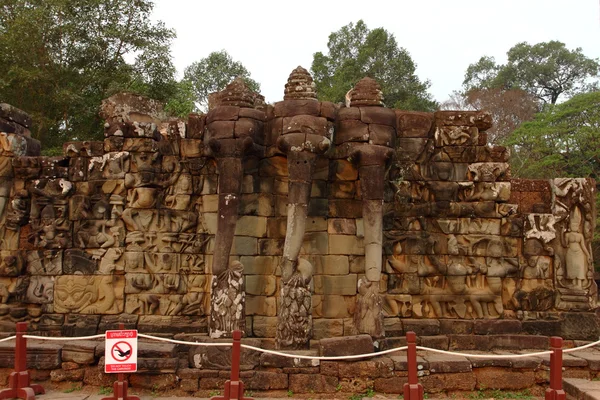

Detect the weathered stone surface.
[
  {"left": 561, "top": 313, "right": 600, "bottom": 341},
  {"left": 320, "top": 334, "right": 373, "bottom": 357},
  {"left": 288, "top": 373, "right": 338, "bottom": 393},
  {"left": 474, "top": 367, "right": 535, "bottom": 389},
  {"left": 61, "top": 340, "right": 98, "bottom": 365},
  {"left": 0, "top": 341, "right": 61, "bottom": 369}
]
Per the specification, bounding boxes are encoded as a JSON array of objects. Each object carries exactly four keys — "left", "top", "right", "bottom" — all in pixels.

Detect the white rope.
[
  {"left": 23, "top": 334, "right": 105, "bottom": 341},
  {"left": 416, "top": 346, "right": 553, "bottom": 359},
  {"left": 138, "top": 333, "right": 233, "bottom": 347},
  {"left": 563, "top": 338, "right": 600, "bottom": 353},
  {"left": 0, "top": 336, "right": 15, "bottom": 343},
  {"left": 240, "top": 344, "right": 409, "bottom": 361}
]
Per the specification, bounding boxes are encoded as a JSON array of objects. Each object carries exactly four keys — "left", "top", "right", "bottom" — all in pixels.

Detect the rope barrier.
[
  {"left": 240, "top": 344, "right": 409, "bottom": 361},
  {"left": 415, "top": 346, "right": 553, "bottom": 359},
  {"left": 138, "top": 333, "right": 233, "bottom": 347},
  {"left": 563, "top": 338, "right": 600, "bottom": 353},
  {"left": 6, "top": 331, "right": 600, "bottom": 362},
  {"left": 23, "top": 334, "right": 105, "bottom": 341},
  {"left": 0, "top": 336, "right": 15, "bottom": 343}
]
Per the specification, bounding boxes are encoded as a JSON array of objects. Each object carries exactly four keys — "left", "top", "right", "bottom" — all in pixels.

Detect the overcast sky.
[{"left": 152, "top": 0, "right": 600, "bottom": 105}]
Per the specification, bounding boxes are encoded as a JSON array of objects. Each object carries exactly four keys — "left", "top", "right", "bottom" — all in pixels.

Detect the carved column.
[
  {"left": 340, "top": 78, "right": 395, "bottom": 338},
  {"left": 207, "top": 78, "right": 265, "bottom": 338},
  {"left": 275, "top": 67, "right": 335, "bottom": 349}
]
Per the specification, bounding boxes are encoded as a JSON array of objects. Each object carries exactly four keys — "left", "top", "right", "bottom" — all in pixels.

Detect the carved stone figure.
[
  {"left": 207, "top": 78, "right": 265, "bottom": 338},
  {"left": 275, "top": 67, "right": 333, "bottom": 348}
]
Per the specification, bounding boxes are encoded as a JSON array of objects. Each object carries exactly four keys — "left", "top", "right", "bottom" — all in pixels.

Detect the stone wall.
[{"left": 0, "top": 68, "right": 596, "bottom": 343}]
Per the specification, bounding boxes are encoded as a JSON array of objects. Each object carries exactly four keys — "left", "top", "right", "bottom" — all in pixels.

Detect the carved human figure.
[{"left": 564, "top": 206, "right": 591, "bottom": 288}]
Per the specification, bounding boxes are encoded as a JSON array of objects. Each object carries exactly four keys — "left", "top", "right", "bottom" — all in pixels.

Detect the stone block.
[
  {"left": 239, "top": 193, "right": 273, "bottom": 216},
  {"left": 474, "top": 367, "right": 535, "bottom": 390},
  {"left": 288, "top": 373, "right": 338, "bottom": 393},
  {"left": 313, "top": 295, "right": 355, "bottom": 318},
  {"left": 231, "top": 236, "right": 257, "bottom": 256},
  {"left": 308, "top": 255, "right": 349, "bottom": 275},
  {"left": 374, "top": 374, "right": 409, "bottom": 394},
  {"left": 402, "top": 319, "right": 440, "bottom": 336},
  {"left": 561, "top": 312, "right": 600, "bottom": 341},
  {"left": 246, "top": 295, "right": 276, "bottom": 316},
  {"left": 421, "top": 372, "right": 477, "bottom": 392},
  {"left": 313, "top": 318, "right": 344, "bottom": 340},
  {"left": 301, "top": 232, "right": 328, "bottom": 255},
  {"left": 440, "top": 319, "right": 473, "bottom": 335},
  {"left": 234, "top": 216, "right": 267, "bottom": 237},
  {"left": 423, "top": 353, "right": 471, "bottom": 373},
  {"left": 61, "top": 340, "right": 98, "bottom": 365},
  {"left": 245, "top": 275, "right": 276, "bottom": 296},
  {"left": 327, "top": 218, "right": 356, "bottom": 235},
  {"left": 239, "top": 256, "right": 278, "bottom": 275},
  {"left": 252, "top": 316, "right": 277, "bottom": 337},
  {"left": 522, "top": 320, "right": 561, "bottom": 336},
  {"left": 338, "top": 357, "right": 394, "bottom": 378},
  {"left": 314, "top": 274, "right": 357, "bottom": 295},
  {"left": 243, "top": 370, "right": 289, "bottom": 390},
  {"left": 0, "top": 341, "right": 61, "bottom": 369},
  {"left": 320, "top": 334, "right": 373, "bottom": 357},
  {"left": 474, "top": 319, "right": 522, "bottom": 334},
  {"left": 329, "top": 234, "right": 364, "bottom": 255}
]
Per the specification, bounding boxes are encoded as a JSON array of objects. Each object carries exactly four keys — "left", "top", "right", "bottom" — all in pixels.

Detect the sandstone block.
[
  {"left": 474, "top": 367, "right": 535, "bottom": 390},
  {"left": 329, "top": 235, "right": 364, "bottom": 255},
  {"left": 245, "top": 275, "right": 276, "bottom": 296},
  {"left": 288, "top": 373, "right": 338, "bottom": 393},
  {"left": 246, "top": 295, "right": 276, "bottom": 316},
  {"left": 338, "top": 357, "right": 394, "bottom": 378},
  {"left": 234, "top": 216, "right": 267, "bottom": 237},
  {"left": 313, "top": 318, "right": 344, "bottom": 340},
  {"left": 320, "top": 334, "right": 373, "bottom": 357},
  {"left": 314, "top": 274, "right": 357, "bottom": 295}
]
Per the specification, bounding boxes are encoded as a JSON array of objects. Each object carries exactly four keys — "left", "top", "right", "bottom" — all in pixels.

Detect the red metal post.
[
  {"left": 403, "top": 331, "right": 424, "bottom": 400},
  {"left": 545, "top": 336, "right": 566, "bottom": 400},
  {"left": 0, "top": 322, "right": 45, "bottom": 400},
  {"left": 101, "top": 323, "right": 140, "bottom": 400},
  {"left": 211, "top": 330, "right": 253, "bottom": 400}
]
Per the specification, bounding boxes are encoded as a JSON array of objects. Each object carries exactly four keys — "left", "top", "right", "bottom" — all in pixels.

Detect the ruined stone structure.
[{"left": 0, "top": 69, "right": 597, "bottom": 350}]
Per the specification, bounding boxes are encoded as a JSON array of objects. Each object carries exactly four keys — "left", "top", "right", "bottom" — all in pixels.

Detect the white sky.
[{"left": 152, "top": 0, "right": 600, "bottom": 105}]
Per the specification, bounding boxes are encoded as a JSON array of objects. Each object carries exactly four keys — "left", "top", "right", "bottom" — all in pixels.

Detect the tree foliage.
[
  {"left": 183, "top": 50, "right": 260, "bottom": 112},
  {"left": 506, "top": 91, "right": 600, "bottom": 179},
  {"left": 0, "top": 0, "right": 177, "bottom": 150},
  {"left": 311, "top": 20, "right": 437, "bottom": 111},
  {"left": 464, "top": 41, "right": 600, "bottom": 105}
]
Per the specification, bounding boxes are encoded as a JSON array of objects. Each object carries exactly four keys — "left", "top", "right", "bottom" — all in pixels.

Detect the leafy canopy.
[
  {"left": 0, "top": 0, "right": 177, "bottom": 151},
  {"left": 183, "top": 50, "right": 260, "bottom": 112},
  {"left": 464, "top": 41, "right": 600, "bottom": 105},
  {"left": 311, "top": 20, "right": 437, "bottom": 111},
  {"left": 506, "top": 91, "right": 600, "bottom": 179}
]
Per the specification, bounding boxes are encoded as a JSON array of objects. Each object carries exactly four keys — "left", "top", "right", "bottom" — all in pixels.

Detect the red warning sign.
[{"left": 105, "top": 330, "right": 138, "bottom": 373}]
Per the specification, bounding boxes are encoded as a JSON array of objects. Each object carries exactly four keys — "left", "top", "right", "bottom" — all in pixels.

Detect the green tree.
[
  {"left": 164, "top": 79, "right": 198, "bottom": 118},
  {"left": 506, "top": 91, "right": 600, "bottom": 179},
  {"left": 183, "top": 50, "right": 260, "bottom": 112},
  {"left": 464, "top": 41, "right": 600, "bottom": 105},
  {"left": 311, "top": 20, "right": 437, "bottom": 111},
  {"left": 0, "top": 0, "right": 176, "bottom": 151}
]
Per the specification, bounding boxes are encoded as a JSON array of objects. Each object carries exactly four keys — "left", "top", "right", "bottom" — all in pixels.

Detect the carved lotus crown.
[
  {"left": 349, "top": 77, "right": 384, "bottom": 107},
  {"left": 215, "top": 77, "right": 256, "bottom": 108},
  {"left": 284, "top": 66, "right": 317, "bottom": 101}
]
